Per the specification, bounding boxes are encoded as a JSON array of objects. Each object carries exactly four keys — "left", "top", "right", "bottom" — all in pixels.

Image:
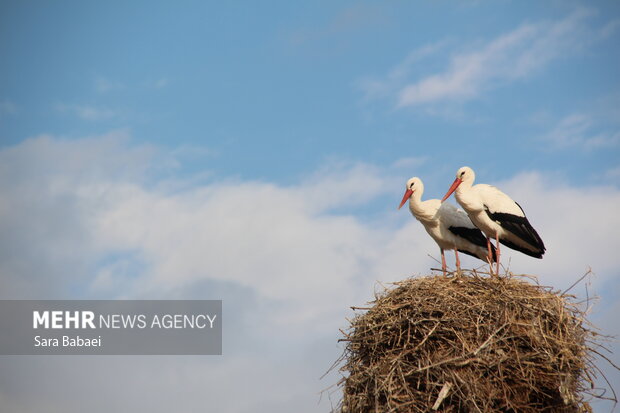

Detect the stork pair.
[{"left": 399, "top": 166, "right": 545, "bottom": 275}]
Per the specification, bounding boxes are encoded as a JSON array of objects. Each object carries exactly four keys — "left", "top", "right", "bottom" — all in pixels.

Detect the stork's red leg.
[
  {"left": 454, "top": 249, "right": 461, "bottom": 272},
  {"left": 495, "top": 231, "right": 501, "bottom": 276},
  {"left": 441, "top": 248, "right": 447, "bottom": 276},
  {"left": 486, "top": 237, "right": 492, "bottom": 262},
  {"left": 486, "top": 237, "right": 493, "bottom": 274}
]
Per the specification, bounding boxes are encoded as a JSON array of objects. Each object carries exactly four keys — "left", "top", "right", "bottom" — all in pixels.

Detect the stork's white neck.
[
  {"left": 408, "top": 190, "right": 436, "bottom": 222},
  {"left": 455, "top": 178, "right": 483, "bottom": 212}
]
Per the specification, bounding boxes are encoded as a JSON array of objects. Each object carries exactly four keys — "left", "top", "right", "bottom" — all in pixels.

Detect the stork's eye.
[
  {"left": 409, "top": 183, "right": 415, "bottom": 188},
  {"left": 460, "top": 171, "right": 465, "bottom": 177}
]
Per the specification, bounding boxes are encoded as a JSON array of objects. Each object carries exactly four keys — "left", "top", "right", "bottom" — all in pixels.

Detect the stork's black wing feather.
[
  {"left": 485, "top": 204, "right": 546, "bottom": 258},
  {"left": 448, "top": 226, "right": 487, "bottom": 248},
  {"left": 449, "top": 226, "right": 497, "bottom": 262}
]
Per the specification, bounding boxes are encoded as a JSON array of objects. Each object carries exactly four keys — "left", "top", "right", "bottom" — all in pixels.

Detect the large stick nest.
[{"left": 337, "top": 272, "right": 612, "bottom": 413}]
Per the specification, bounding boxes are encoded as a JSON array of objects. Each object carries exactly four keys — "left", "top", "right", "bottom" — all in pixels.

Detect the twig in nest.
[
  {"left": 562, "top": 268, "right": 593, "bottom": 296},
  {"left": 431, "top": 382, "right": 452, "bottom": 410}
]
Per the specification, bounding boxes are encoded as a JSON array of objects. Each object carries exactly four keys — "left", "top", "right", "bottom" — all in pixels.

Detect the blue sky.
[
  {"left": 1, "top": 1, "right": 619, "bottom": 412},
  {"left": 2, "top": 1, "right": 619, "bottom": 186}
]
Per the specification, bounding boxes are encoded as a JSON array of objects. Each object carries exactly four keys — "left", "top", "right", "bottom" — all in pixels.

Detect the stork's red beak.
[
  {"left": 398, "top": 189, "right": 414, "bottom": 209},
  {"left": 441, "top": 178, "right": 462, "bottom": 202}
]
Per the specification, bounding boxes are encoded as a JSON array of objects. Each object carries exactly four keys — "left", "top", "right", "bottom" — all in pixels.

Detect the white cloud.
[
  {"left": 94, "top": 76, "right": 124, "bottom": 93},
  {"left": 390, "top": 156, "right": 428, "bottom": 170},
  {"left": 289, "top": 4, "right": 387, "bottom": 48},
  {"left": 1, "top": 134, "right": 619, "bottom": 411},
  {"left": 0, "top": 130, "right": 156, "bottom": 298},
  {"left": 604, "top": 166, "right": 620, "bottom": 181},
  {"left": 0, "top": 353, "right": 341, "bottom": 413},
  {"left": 599, "top": 18, "right": 620, "bottom": 39},
  {"left": 539, "top": 110, "right": 620, "bottom": 151},
  {"left": 55, "top": 102, "right": 117, "bottom": 121},
  {"left": 153, "top": 78, "right": 169, "bottom": 89},
  {"left": 357, "top": 41, "right": 448, "bottom": 102},
  {"left": 542, "top": 113, "right": 592, "bottom": 147},
  {"left": 399, "top": 8, "right": 597, "bottom": 106},
  {"left": 361, "top": 8, "right": 617, "bottom": 108},
  {"left": 585, "top": 131, "right": 620, "bottom": 150}
]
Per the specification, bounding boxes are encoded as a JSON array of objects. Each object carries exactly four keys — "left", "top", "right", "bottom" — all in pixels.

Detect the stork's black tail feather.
[
  {"left": 498, "top": 237, "right": 545, "bottom": 259},
  {"left": 485, "top": 204, "right": 546, "bottom": 258}
]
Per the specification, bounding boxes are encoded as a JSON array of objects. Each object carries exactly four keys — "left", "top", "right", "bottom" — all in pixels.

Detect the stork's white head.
[
  {"left": 456, "top": 166, "right": 475, "bottom": 185},
  {"left": 398, "top": 177, "right": 424, "bottom": 209},
  {"left": 442, "top": 166, "right": 475, "bottom": 202}
]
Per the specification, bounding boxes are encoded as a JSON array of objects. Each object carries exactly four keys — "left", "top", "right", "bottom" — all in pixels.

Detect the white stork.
[
  {"left": 441, "top": 166, "right": 545, "bottom": 275},
  {"left": 399, "top": 177, "right": 496, "bottom": 275}
]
